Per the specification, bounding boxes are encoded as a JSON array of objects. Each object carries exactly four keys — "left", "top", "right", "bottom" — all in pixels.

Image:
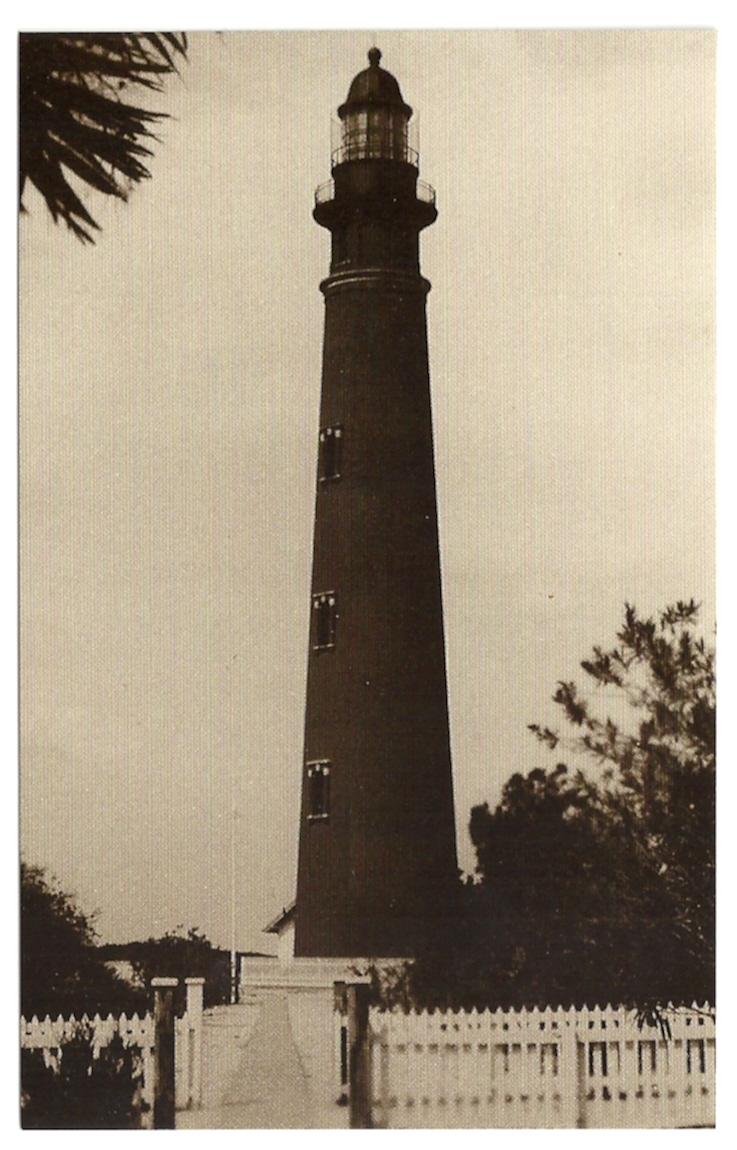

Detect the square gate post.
[
  {"left": 151, "top": 977, "right": 178, "bottom": 1129},
  {"left": 346, "top": 982, "right": 372, "bottom": 1128},
  {"left": 184, "top": 977, "right": 205, "bottom": 1109}
]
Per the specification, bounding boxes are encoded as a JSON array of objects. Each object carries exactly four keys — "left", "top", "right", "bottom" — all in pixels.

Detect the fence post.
[
  {"left": 184, "top": 978, "right": 205, "bottom": 1109},
  {"left": 559, "top": 1009, "right": 585, "bottom": 1128},
  {"left": 347, "top": 983, "right": 372, "bottom": 1128},
  {"left": 151, "top": 977, "right": 178, "bottom": 1129}
]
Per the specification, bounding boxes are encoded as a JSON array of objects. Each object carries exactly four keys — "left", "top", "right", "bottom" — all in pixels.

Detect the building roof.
[
  {"left": 263, "top": 902, "right": 296, "bottom": 935},
  {"left": 339, "top": 48, "right": 412, "bottom": 120}
]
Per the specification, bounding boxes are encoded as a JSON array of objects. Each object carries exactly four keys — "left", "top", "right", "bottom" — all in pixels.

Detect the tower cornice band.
[{"left": 320, "top": 268, "right": 431, "bottom": 298}]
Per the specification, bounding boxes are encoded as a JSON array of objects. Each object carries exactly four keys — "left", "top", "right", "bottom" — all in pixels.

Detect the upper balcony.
[{"left": 314, "top": 177, "right": 436, "bottom": 209}]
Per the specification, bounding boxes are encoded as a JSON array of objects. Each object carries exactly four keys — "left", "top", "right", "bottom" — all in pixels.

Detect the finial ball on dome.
[{"left": 368, "top": 47, "right": 382, "bottom": 67}]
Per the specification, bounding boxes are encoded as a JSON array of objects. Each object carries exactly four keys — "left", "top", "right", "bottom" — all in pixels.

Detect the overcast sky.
[{"left": 19, "top": 28, "right": 714, "bottom": 952}]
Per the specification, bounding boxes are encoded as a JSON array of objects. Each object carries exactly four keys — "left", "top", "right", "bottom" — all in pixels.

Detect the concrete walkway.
[{"left": 177, "top": 995, "right": 321, "bottom": 1129}]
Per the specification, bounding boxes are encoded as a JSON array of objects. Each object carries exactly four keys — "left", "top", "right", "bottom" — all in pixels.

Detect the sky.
[{"left": 19, "top": 27, "right": 715, "bottom": 953}]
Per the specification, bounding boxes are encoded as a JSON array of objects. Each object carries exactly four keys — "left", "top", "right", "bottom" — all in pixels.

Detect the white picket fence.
[
  {"left": 368, "top": 1003, "right": 715, "bottom": 1128},
  {"left": 21, "top": 995, "right": 716, "bottom": 1129}
]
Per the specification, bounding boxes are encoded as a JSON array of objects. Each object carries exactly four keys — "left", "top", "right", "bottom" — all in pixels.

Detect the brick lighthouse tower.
[{"left": 293, "top": 49, "right": 458, "bottom": 959}]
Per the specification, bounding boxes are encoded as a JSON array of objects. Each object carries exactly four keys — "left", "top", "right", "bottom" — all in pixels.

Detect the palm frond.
[{"left": 19, "top": 31, "right": 187, "bottom": 242}]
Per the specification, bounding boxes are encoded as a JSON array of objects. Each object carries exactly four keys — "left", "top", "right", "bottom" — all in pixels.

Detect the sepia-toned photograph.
[{"left": 19, "top": 27, "right": 715, "bottom": 1128}]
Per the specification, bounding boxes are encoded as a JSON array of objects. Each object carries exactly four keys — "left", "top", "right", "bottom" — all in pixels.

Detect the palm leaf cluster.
[{"left": 19, "top": 33, "right": 187, "bottom": 242}]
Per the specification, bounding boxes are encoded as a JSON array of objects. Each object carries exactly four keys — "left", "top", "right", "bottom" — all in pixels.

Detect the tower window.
[
  {"left": 313, "top": 592, "right": 337, "bottom": 650},
  {"left": 319, "top": 426, "right": 343, "bottom": 482},
  {"left": 307, "top": 761, "right": 331, "bottom": 820}
]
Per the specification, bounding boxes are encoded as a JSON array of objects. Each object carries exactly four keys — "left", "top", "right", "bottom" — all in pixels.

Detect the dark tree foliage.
[
  {"left": 530, "top": 599, "right": 715, "bottom": 1006},
  {"left": 402, "top": 602, "right": 714, "bottom": 1013},
  {"left": 110, "top": 926, "right": 232, "bottom": 1012},
  {"left": 470, "top": 769, "right": 696, "bottom": 1009},
  {"left": 19, "top": 32, "right": 187, "bottom": 242},
  {"left": 20, "top": 862, "right": 145, "bottom": 1018}
]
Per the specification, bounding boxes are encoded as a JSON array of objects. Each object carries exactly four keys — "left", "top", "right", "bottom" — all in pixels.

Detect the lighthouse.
[{"left": 293, "top": 49, "right": 458, "bottom": 959}]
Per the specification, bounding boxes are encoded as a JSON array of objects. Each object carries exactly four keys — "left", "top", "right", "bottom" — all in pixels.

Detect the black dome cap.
[{"left": 338, "top": 48, "right": 413, "bottom": 120}]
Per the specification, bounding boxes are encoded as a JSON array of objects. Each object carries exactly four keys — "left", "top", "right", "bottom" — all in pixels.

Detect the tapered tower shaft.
[{"left": 294, "top": 50, "right": 457, "bottom": 958}]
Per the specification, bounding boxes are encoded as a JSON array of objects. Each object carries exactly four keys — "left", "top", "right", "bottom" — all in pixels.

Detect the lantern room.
[{"left": 334, "top": 47, "right": 416, "bottom": 167}]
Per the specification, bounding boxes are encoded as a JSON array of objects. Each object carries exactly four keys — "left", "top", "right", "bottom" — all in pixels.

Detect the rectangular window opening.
[
  {"left": 307, "top": 760, "right": 331, "bottom": 820},
  {"left": 313, "top": 592, "right": 337, "bottom": 650},
  {"left": 318, "top": 426, "right": 343, "bottom": 482}
]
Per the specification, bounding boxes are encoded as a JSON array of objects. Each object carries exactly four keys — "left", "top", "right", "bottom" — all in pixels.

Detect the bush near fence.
[{"left": 20, "top": 1012, "right": 154, "bottom": 1129}]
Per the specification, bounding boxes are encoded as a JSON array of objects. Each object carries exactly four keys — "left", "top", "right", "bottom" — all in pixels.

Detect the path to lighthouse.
[{"left": 176, "top": 997, "right": 347, "bottom": 1129}]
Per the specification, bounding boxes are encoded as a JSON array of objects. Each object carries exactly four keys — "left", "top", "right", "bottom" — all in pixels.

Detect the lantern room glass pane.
[{"left": 341, "top": 108, "right": 409, "bottom": 163}]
